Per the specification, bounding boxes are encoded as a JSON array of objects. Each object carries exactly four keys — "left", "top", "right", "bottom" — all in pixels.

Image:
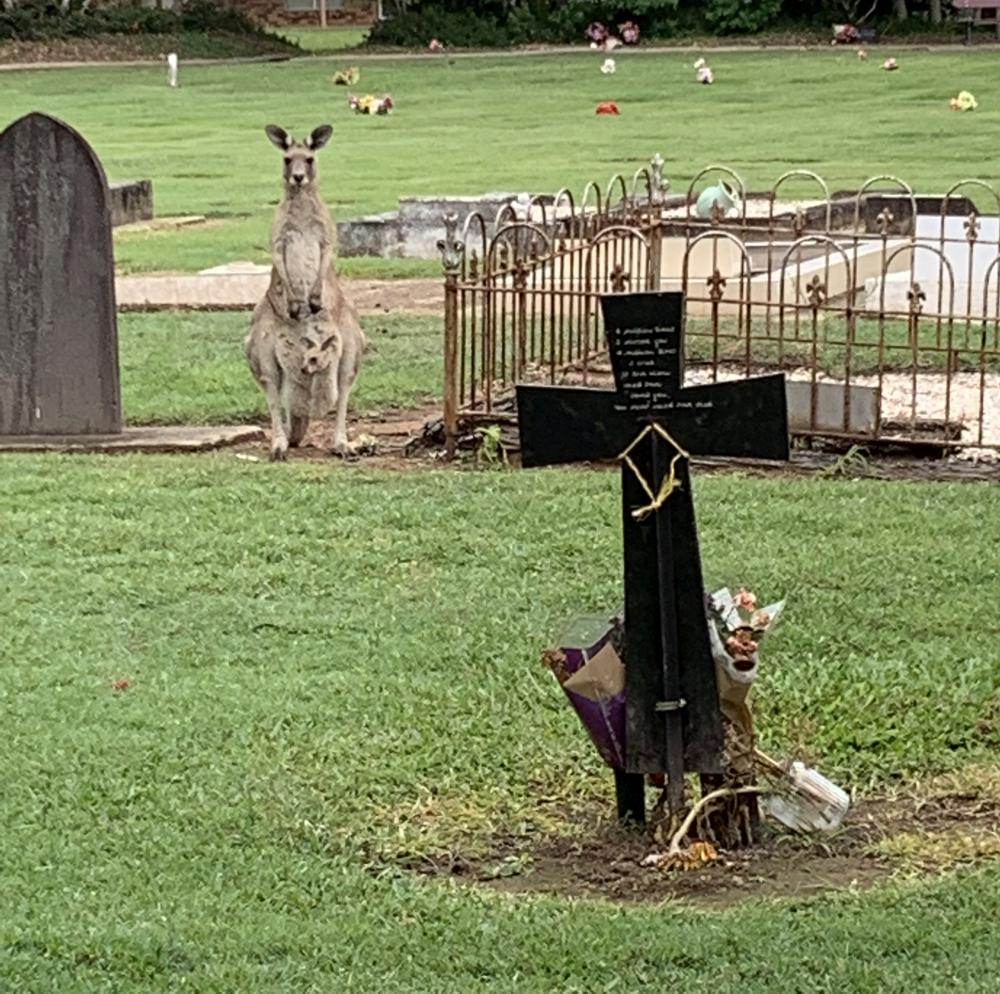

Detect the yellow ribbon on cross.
[{"left": 618, "top": 423, "right": 691, "bottom": 521}]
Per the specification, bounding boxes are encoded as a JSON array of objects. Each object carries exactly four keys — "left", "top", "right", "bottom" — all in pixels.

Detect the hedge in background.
[
  {"left": 368, "top": 0, "right": 957, "bottom": 47},
  {"left": 0, "top": 0, "right": 282, "bottom": 43}
]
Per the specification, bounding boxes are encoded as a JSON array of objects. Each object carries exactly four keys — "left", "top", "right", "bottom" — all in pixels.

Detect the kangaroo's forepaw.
[{"left": 270, "top": 438, "right": 290, "bottom": 461}]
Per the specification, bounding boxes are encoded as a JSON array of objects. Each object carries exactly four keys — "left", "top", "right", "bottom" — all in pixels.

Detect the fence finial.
[
  {"left": 437, "top": 212, "right": 464, "bottom": 275},
  {"left": 649, "top": 153, "right": 668, "bottom": 208}
]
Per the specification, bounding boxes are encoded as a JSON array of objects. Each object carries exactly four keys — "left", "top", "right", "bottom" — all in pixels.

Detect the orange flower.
[
  {"left": 112, "top": 677, "right": 132, "bottom": 692},
  {"left": 734, "top": 587, "right": 757, "bottom": 610},
  {"left": 726, "top": 628, "right": 758, "bottom": 657}
]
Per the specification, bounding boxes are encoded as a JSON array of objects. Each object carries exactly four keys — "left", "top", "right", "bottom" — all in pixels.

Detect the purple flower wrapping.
[{"left": 558, "top": 628, "right": 627, "bottom": 770}]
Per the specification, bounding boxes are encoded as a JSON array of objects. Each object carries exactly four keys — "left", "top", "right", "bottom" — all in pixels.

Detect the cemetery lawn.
[
  {"left": 3, "top": 50, "right": 1000, "bottom": 274},
  {"left": 117, "top": 311, "right": 442, "bottom": 424},
  {"left": 2, "top": 456, "right": 1000, "bottom": 992},
  {"left": 272, "top": 26, "right": 370, "bottom": 51}
]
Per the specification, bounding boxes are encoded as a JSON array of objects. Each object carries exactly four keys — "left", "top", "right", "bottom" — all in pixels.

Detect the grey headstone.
[
  {"left": 0, "top": 112, "right": 121, "bottom": 435},
  {"left": 108, "top": 179, "right": 154, "bottom": 227}
]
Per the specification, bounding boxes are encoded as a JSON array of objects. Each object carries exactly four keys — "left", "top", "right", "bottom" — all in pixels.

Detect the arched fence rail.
[{"left": 438, "top": 157, "right": 1000, "bottom": 459}]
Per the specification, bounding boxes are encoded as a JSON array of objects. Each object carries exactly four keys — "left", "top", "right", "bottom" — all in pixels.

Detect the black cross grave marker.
[{"left": 517, "top": 291, "right": 789, "bottom": 823}]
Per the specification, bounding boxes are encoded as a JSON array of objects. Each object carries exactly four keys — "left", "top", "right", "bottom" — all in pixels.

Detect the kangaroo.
[
  {"left": 244, "top": 124, "right": 366, "bottom": 461},
  {"left": 264, "top": 123, "right": 335, "bottom": 320}
]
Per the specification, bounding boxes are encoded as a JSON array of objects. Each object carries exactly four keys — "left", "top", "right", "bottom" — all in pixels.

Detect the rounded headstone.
[{"left": 0, "top": 112, "right": 121, "bottom": 434}]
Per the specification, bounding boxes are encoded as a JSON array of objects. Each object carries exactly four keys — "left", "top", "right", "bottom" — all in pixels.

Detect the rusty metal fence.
[{"left": 438, "top": 157, "right": 1000, "bottom": 459}]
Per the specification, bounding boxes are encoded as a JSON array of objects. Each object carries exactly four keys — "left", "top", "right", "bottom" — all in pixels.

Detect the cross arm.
[{"left": 517, "top": 374, "right": 790, "bottom": 468}]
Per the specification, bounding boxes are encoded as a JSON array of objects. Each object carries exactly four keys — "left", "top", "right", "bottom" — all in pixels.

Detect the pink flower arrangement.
[
  {"left": 619, "top": 20, "right": 640, "bottom": 44},
  {"left": 707, "top": 586, "right": 785, "bottom": 672}
]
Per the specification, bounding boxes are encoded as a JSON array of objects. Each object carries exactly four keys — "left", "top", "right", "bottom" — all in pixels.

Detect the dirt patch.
[
  {"left": 399, "top": 789, "right": 1000, "bottom": 908},
  {"left": 229, "top": 406, "right": 443, "bottom": 469},
  {"left": 229, "top": 404, "right": 1000, "bottom": 483}
]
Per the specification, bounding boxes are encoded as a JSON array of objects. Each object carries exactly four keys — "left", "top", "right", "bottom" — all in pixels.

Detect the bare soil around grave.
[
  {"left": 400, "top": 789, "right": 1000, "bottom": 908},
  {"left": 230, "top": 407, "right": 442, "bottom": 469},
  {"left": 231, "top": 406, "right": 1000, "bottom": 483}
]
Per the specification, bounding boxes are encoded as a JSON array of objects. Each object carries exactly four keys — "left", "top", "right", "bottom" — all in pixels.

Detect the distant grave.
[
  {"left": 109, "top": 179, "right": 154, "bottom": 228},
  {"left": 337, "top": 193, "right": 532, "bottom": 258},
  {"left": 869, "top": 209, "right": 1000, "bottom": 318},
  {"left": 0, "top": 112, "right": 258, "bottom": 453},
  {"left": 338, "top": 187, "right": 979, "bottom": 261}
]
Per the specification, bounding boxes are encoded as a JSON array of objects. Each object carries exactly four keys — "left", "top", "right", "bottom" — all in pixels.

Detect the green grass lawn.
[
  {"left": 116, "top": 309, "right": 995, "bottom": 436},
  {"left": 687, "top": 316, "right": 1000, "bottom": 373},
  {"left": 2, "top": 51, "right": 999, "bottom": 273},
  {"left": 4, "top": 47, "right": 1000, "bottom": 992},
  {"left": 271, "top": 25, "right": 370, "bottom": 51},
  {"left": 118, "top": 310, "right": 441, "bottom": 425},
  {"left": 1, "top": 457, "right": 999, "bottom": 992}
]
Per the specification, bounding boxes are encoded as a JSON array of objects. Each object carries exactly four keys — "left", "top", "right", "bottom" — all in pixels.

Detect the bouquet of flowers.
[
  {"left": 949, "top": 91, "right": 978, "bottom": 112},
  {"left": 706, "top": 586, "right": 784, "bottom": 678},
  {"left": 832, "top": 23, "right": 861, "bottom": 44},
  {"left": 348, "top": 93, "right": 394, "bottom": 116},
  {"left": 706, "top": 586, "right": 784, "bottom": 781},
  {"left": 332, "top": 66, "right": 359, "bottom": 86},
  {"left": 619, "top": 20, "right": 640, "bottom": 44},
  {"left": 543, "top": 612, "right": 627, "bottom": 770}
]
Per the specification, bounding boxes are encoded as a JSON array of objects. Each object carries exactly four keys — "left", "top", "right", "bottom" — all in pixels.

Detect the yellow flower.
[{"left": 956, "top": 90, "right": 978, "bottom": 112}]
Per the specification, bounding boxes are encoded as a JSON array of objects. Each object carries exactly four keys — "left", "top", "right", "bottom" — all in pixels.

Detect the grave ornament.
[{"left": 518, "top": 291, "right": 789, "bottom": 824}]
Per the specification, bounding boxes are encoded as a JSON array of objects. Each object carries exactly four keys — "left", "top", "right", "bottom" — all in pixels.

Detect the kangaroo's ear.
[
  {"left": 308, "top": 125, "right": 333, "bottom": 150},
  {"left": 265, "top": 125, "right": 291, "bottom": 150}
]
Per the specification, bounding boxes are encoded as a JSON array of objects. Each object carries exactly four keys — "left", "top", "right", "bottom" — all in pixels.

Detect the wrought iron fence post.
[
  {"left": 647, "top": 153, "right": 666, "bottom": 291},
  {"left": 438, "top": 213, "right": 464, "bottom": 461},
  {"left": 514, "top": 258, "right": 529, "bottom": 381}
]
